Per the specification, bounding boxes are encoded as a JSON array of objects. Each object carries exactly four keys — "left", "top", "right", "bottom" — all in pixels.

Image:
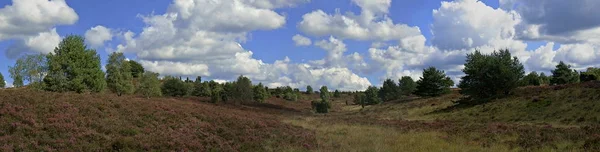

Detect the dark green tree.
[
  {"left": 539, "top": 72, "right": 550, "bottom": 85},
  {"left": 138, "top": 72, "right": 162, "bottom": 98},
  {"left": 44, "top": 35, "right": 106, "bottom": 93},
  {"left": 232, "top": 75, "right": 254, "bottom": 103},
  {"left": 398, "top": 76, "right": 417, "bottom": 96},
  {"left": 415, "top": 67, "right": 454, "bottom": 97},
  {"left": 520, "top": 71, "right": 541, "bottom": 86},
  {"left": 128, "top": 60, "right": 145, "bottom": 78},
  {"left": 550, "top": 61, "right": 579, "bottom": 85},
  {"left": 254, "top": 83, "right": 268, "bottom": 103},
  {"left": 161, "top": 77, "right": 187, "bottom": 97},
  {"left": 458, "top": 50, "right": 524, "bottom": 100},
  {"left": 0, "top": 73, "right": 5, "bottom": 88},
  {"left": 580, "top": 67, "right": 600, "bottom": 82},
  {"left": 353, "top": 93, "right": 366, "bottom": 108},
  {"left": 306, "top": 85, "right": 313, "bottom": 94},
  {"left": 211, "top": 85, "right": 223, "bottom": 103},
  {"left": 106, "top": 52, "right": 134, "bottom": 96},
  {"left": 379, "top": 79, "right": 399, "bottom": 101},
  {"left": 364, "top": 86, "right": 382, "bottom": 105}
]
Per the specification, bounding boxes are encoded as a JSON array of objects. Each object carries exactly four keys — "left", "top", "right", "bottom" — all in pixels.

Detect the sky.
[{"left": 0, "top": 0, "right": 599, "bottom": 91}]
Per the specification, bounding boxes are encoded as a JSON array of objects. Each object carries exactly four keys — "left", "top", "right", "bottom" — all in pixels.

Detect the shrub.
[
  {"left": 521, "top": 72, "right": 542, "bottom": 86},
  {"left": 320, "top": 86, "right": 330, "bottom": 101},
  {"left": 333, "top": 90, "right": 341, "bottom": 98},
  {"left": 550, "top": 61, "right": 579, "bottom": 85},
  {"left": 365, "top": 86, "right": 381, "bottom": 105},
  {"left": 284, "top": 92, "right": 298, "bottom": 101},
  {"left": 254, "top": 83, "right": 268, "bottom": 103},
  {"left": 580, "top": 67, "right": 600, "bottom": 82},
  {"left": 415, "top": 67, "right": 454, "bottom": 97},
  {"left": 232, "top": 75, "right": 253, "bottom": 103},
  {"left": 306, "top": 85, "right": 313, "bottom": 94},
  {"left": 459, "top": 50, "right": 524, "bottom": 100},
  {"left": 311, "top": 100, "right": 330, "bottom": 113},
  {"left": 0, "top": 72, "right": 5, "bottom": 88},
  {"left": 353, "top": 93, "right": 366, "bottom": 108},
  {"left": 44, "top": 35, "right": 106, "bottom": 93}
]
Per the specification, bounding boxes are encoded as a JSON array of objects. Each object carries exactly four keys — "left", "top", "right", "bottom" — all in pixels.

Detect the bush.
[
  {"left": 311, "top": 100, "right": 330, "bottom": 113},
  {"left": 0, "top": 72, "right": 5, "bottom": 88},
  {"left": 415, "top": 67, "right": 454, "bottom": 97},
  {"left": 353, "top": 93, "right": 366, "bottom": 108},
  {"left": 284, "top": 92, "right": 298, "bottom": 101},
  {"left": 161, "top": 77, "right": 187, "bottom": 97},
  {"left": 365, "top": 86, "right": 381, "bottom": 105},
  {"left": 521, "top": 72, "right": 541, "bottom": 86},
  {"left": 232, "top": 75, "right": 253, "bottom": 103},
  {"left": 320, "top": 86, "right": 330, "bottom": 101},
  {"left": 306, "top": 85, "right": 313, "bottom": 94},
  {"left": 550, "top": 61, "right": 579, "bottom": 85},
  {"left": 459, "top": 50, "right": 524, "bottom": 100},
  {"left": 379, "top": 79, "right": 399, "bottom": 101},
  {"left": 580, "top": 67, "right": 600, "bottom": 82},
  {"left": 254, "top": 83, "right": 268, "bottom": 103},
  {"left": 333, "top": 90, "right": 341, "bottom": 98}
]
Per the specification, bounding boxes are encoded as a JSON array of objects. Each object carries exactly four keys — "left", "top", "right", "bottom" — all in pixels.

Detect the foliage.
[
  {"left": 379, "top": 79, "right": 399, "bottom": 101},
  {"left": 580, "top": 67, "right": 600, "bottom": 82},
  {"left": 0, "top": 72, "right": 5, "bottom": 88},
  {"left": 458, "top": 50, "right": 524, "bottom": 100},
  {"left": 398, "top": 76, "right": 417, "bottom": 96},
  {"left": 161, "top": 77, "right": 187, "bottom": 97},
  {"left": 415, "top": 67, "right": 454, "bottom": 97},
  {"left": 9, "top": 54, "right": 48, "bottom": 87},
  {"left": 8, "top": 62, "right": 24, "bottom": 87},
  {"left": 364, "top": 86, "right": 382, "bottom": 105},
  {"left": 44, "top": 35, "right": 106, "bottom": 93},
  {"left": 128, "top": 60, "right": 145, "bottom": 78},
  {"left": 311, "top": 100, "right": 331, "bottom": 113},
  {"left": 306, "top": 85, "right": 313, "bottom": 94},
  {"left": 320, "top": 86, "right": 330, "bottom": 101},
  {"left": 192, "top": 77, "right": 212, "bottom": 97},
  {"left": 253, "top": 83, "right": 268, "bottom": 103},
  {"left": 539, "top": 72, "right": 550, "bottom": 85},
  {"left": 550, "top": 61, "right": 579, "bottom": 85},
  {"left": 211, "top": 85, "right": 223, "bottom": 103},
  {"left": 521, "top": 72, "right": 542, "bottom": 86},
  {"left": 284, "top": 92, "right": 298, "bottom": 101},
  {"left": 353, "top": 93, "right": 366, "bottom": 108},
  {"left": 138, "top": 72, "right": 162, "bottom": 98},
  {"left": 232, "top": 75, "right": 254, "bottom": 103},
  {"left": 106, "top": 52, "right": 134, "bottom": 96},
  {"left": 333, "top": 90, "right": 341, "bottom": 98}
]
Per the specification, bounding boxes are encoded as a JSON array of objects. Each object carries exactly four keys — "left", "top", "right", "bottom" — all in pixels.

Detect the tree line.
[{"left": 353, "top": 49, "right": 600, "bottom": 107}]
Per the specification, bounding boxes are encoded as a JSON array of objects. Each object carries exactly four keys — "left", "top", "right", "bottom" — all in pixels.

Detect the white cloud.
[
  {"left": 85, "top": 25, "right": 113, "bottom": 48},
  {"left": 0, "top": 0, "right": 77, "bottom": 40},
  {"left": 297, "top": 0, "right": 421, "bottom": 41},
  {"left": 292, "top": 34, "right": 312, "bottom": 46},
  {"left": 5, "top": 28, "right": 61, "bottom": 58}
]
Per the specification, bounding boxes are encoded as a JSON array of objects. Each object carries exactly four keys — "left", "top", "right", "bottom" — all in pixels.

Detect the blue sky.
[{"left": 1, "top": 0, "right": 598, "bottom": 90}]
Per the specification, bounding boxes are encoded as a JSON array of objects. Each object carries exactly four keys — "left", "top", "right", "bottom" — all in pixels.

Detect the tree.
[
  {"left": 379, "top": 79, "right": 399, "bottom": 101},
  {"left": 161, "top": 77, "right": 187, "bottom": 97},
  {"left": 106, "top": 52, "right": 134, "bottom": 96},
  {"left": 0, "top": 73, "right": 5, "bottom": 88},
  {"left": 320, "top": 86, "right": 330, "bottom": 101},
  {"left": 398, "top": 76, "right": 417, "bottom": 96},
  {"left": 44, "top": 35, "right": 106, "bottom": 93},
  {"left": 232, "top": 75, "right": 253, "bottom": 103},
  {"left": 8, "top": 54, "right": 47, "bottom": 88},
  {"left": 138, "top": 72, "right": 162, "bottom": 98},
  {"left": 8, "top": 61, "right": 24, "bottom": 87},
  {"left": 353, "top": 93, "right": 366, "bottom": 108},
  {"left": 539, "top": 72, "right": 550, "bottom": 85},
  {"left": 192, "top": 76, "right": 211, "bottom": 97},
  {"left": 458, "top": 50, "right": 524, "bottom": 100},
  {"left": 306, "top": 85, "right": 313, "bottom": 94},
  {"left": 364, "top": 86, "right": 382, "bottom": 105},
  {"left": 129, "top": 60, "right": 145, "bottom": 78},
  {"left": 333, "top": 89, "right": 341, "bottom": 98},
  {"left": 550, "top": 61, "right": 579, "bottom": 85},
  {"left": 580, "top": 67, "right": 600, "bottom": 82},
  {"left": 254, "top": 83, "right": 268, "bottom": 103},
  {"left": 415, "top": 67, "right": 454, "bottom": 97},
  {"left": 521, "top": 72, "right": 542, "bottom": 86},
  {"left": 211, "top": 85, "right": 223, "bottom": 103}
]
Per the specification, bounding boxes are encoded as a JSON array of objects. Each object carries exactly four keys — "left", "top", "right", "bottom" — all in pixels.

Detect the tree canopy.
[
  {"left": 458, "top": 50, "right": 524, "bottom": 100},
  {"left": 399, "top": 76, "right": 417, "bottom": 96},
  {"left": 415, "top": 67, "right": 454, "bottom": 97},
  {"left": 138, "top": 72, "right": 162, "bottom": 98},
  {"left": 0, "top": 73, "right": 5, "bottom": 88},
  {"left": 379, "top": 79, "right": 399, "bottom": 101},
  {"left": 106, "top": 52, "right": 134, "bottom": 96},
  {"left": 129, "top": 60, "right": 145, "bottom": 78},
  {"left": 550, "top": 61, "right": 579, "bottom": 85}
]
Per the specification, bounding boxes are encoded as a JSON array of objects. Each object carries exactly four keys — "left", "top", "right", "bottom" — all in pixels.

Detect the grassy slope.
[{"left": 0, "top": 89, "right": 315, "bottom": 151}]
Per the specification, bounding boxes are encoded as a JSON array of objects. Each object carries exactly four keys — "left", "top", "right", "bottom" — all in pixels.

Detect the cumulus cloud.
[
  {"left": 5, "top": 28, "right": 61, "bottom": 58},
  {"left": 292, "top": 34, "right": 312, "bottom": 46},
  {"left": 85, "top": 25, "right": 113, "bottom": 48},
  {"left": 114, "top": 0, "right": 371, "bottom": 91},
  {"left": 297, "top": 0, "right": 421, "bottom": 41}
]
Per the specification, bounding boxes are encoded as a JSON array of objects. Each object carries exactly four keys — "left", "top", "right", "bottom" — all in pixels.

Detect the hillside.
[{"left": 0, "top": 89, "right": 315, "bottom": 151}]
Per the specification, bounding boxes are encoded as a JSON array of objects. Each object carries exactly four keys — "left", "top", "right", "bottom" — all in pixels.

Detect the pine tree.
[
  {"left": 379, "top": 79, "right": 399, "bottom": 101},
  {"left": 232, "top": 75, "right": 253, "bottom": 103},
  {"left": 139, "top": 72, "right": 162, "bottom": 98},
  {"left": 398, "top": 76, "right": 417, "bottom": 96},
  {"left": 458, "top": 50, "right": 524, "bottom": 100},
  {"left": 320, "top": 86, "right": 330, "bottom": 101},
  {"left": 550, "top": 61, "right": 579, "bottom": 85},
  {"left": 365, "top": 86, "right": 382, "bottom": 105},
  {"left": 333, "top": 89, "right": 341, "bottom": 98},
  {"left": 415, "top": 67, "right": 454, "bottom": 97},
  {"left": 44, "top": 35, "right": 106, "bottom": 93},
  {"left": 106, "top": 52, "right": 134, "bottom": 96}
]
